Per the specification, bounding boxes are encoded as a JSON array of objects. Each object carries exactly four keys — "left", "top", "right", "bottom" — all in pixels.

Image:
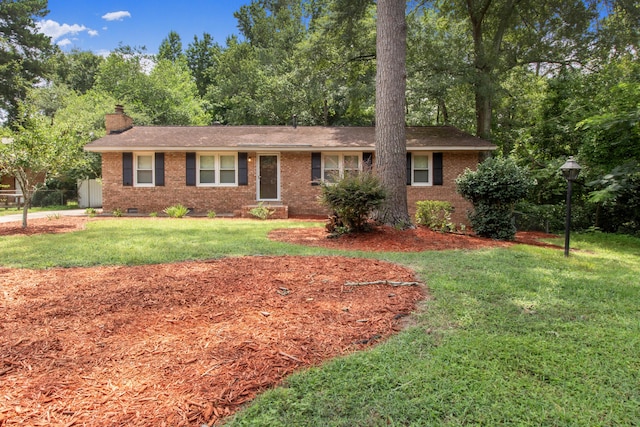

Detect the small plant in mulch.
[
  {"left": 207, "top": 210, "right": 217, "bottom": 219},
  {"left": 249, "top": 202, "right": 275, "bottom": 220},
  {"left": 85, "top": 207, "right": 97, "bottom": 217},
  {"left": 415, "top": 200, "right": 454, "bottom": 232},
  {"left": 112, "top": 208, "right": 123, "bottom": 217}
]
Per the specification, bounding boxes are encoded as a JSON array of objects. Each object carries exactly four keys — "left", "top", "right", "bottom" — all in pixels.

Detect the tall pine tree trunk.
[{"left": 374, "top": 0, "right": 411, "bottom": 228}]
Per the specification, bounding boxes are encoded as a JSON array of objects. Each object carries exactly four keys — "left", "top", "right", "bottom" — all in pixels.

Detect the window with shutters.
[
  {"left": 412, "top": 154, "right": 431, "bottom": 185},
  {"left": 197, "top": 153, "right": 237, "bottom": 186},
  {"left": 135, "top": 154, "right": 154, "bottom": 186},
  {"left": 322, "top": 153, "right": 361, "bottom": 183}
]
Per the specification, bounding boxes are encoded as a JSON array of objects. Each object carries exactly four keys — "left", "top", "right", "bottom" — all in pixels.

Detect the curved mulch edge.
[{"left": 269, "top": 226, "right": 562, "bottom": 252}]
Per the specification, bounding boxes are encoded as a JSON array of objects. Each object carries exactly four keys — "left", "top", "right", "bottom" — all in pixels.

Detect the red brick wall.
[
  {"left": 101, "top": 151, "right": 479, "bottom": 222},
  {"left": 406, "top": 152, "right": 476, "bottom": 225},
  {"left": 102, "top": 152, "right": 257, "bottom": 215}
]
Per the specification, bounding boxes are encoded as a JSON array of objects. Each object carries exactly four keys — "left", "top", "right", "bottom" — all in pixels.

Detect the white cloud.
[
  {"left": 88, "top": 30, "right": 99, "bottom": 37},
  {"left": 37, "top": 19, "right": 89, "bottom": 41},
  {"left": 57, "top": 38, "right": 73, "bottom": 47},
  {"left": 102, "top": 11, "right": 131, "bottom": 21}
]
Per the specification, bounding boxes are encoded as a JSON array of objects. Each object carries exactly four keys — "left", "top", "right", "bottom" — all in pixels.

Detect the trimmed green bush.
[
  {"left": 319, "top": 172, "right": 387, "bottom": 233},
  {"left": 415, "top": 200, "right": 454, "bottom": 231},
  {"left": 456, "top": 157, "right": 534, "bottom": 240}
]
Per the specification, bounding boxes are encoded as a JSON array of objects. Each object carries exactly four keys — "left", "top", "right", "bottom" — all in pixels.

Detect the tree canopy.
[{"left": 0, "top": 0, "right": 54, "bottom": 120}]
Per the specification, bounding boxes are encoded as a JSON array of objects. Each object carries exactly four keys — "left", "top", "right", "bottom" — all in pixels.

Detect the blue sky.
[{"left": 37, "top": 0, "right": 250, "bottom": 55}]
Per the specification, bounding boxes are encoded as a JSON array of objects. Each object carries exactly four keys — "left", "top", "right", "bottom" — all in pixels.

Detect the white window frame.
[
  {"left": 322, "top": 153, "right": 362, "bottom": 182},
  {"left": 196, "top": 153, "right": 238, "bottom": 187},
  {"left": 411, "top": 152, "right": 432, "bottom": 186},
  {"left": 134, "top": 153, "right": 155, "bottom": 187}
]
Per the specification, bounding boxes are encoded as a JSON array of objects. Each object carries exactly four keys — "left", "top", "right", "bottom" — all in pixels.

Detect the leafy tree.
[
  {"left": 49, "top": 49, "right": 104, "bottom": 94},
  {"left": 586, "top": 162, "right": 640, "bottom": 234},
  {"left": 576, "top": 57, "right": 640, "bottom": 171},
  {"left": 0, "top": 104, "right": 92, "bottom": 228},
  {"left": 158, "top": 30, "right": 184, "bottom": 62},
  {"left": 292, "top": 1, "right": 376, "bottom": 125},
  {"left": 406, "top": 8, "right": 474, "bottom": 128},
  {"left": 418, "top": 0, "right": 638, "bottom": 142},
  {"left": 185, "top": 32, "right": 222, "bottom": 97},
  {"left": 26, "top": 81, "right": 75, "bottom": 118},
  {"left": 207, "top": 37, "right": 269, "bottom": 124},
  {"left": 95, "top": 48, "right": 207, "bottom": 125},
  {"left": 0, "top": 0, "right": 54, "bottom": 120},
  {"left": 146, "top": 59, "right": 209, "bottom": 125}
]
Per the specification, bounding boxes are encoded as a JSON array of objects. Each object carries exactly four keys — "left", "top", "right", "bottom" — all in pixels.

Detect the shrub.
[
  {"left": 318, "top": 172, "right": 387, "bottom": 233},
  {"left": 468, "top": 203, "right": 517, "bottom": 240},
  {"left": 149, "top": 211, "right": 158, "bottom": 218},
  {"left": 163, "top": 204, "right": 190, "bottom": 218},
  {"left": 207, "top": 210, "right": 217, "bottom": 219},
  {"left": 456, "top": 157, "right": 534, "bottom": 240},
  {"left": 415, "top": 200, "right": 454, "bottom": 231},
  {"left": 112, "top": 208, "right": 123, "bottom": 217},
  {"left": 85, "top": 207, "right": 97, "bottom": 218},
  {"left": 249, "top": 202, "right": 274, "bottom": 220}
]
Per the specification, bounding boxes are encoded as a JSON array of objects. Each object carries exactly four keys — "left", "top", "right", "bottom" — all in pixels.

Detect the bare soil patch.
[{"left": 0, "top": 217, "right": 558, "bottom": 426}]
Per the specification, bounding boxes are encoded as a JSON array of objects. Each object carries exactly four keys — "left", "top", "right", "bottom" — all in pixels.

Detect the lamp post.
[{"left": 560, "top": 156, "right": 581, "bottom": 257}]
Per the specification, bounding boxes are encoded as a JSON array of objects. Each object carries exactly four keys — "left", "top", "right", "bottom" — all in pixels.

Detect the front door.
[{"left": 258, "top": 154, "right": 279, "bottom": 200}]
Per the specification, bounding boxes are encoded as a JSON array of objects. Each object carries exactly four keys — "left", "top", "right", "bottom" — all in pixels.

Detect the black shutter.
[
  {"left": 155, "top": 153, "right": 165, "bottom": 186},
  {"left": 123, "top": 152, "right": 133, "bottom": 186},
  {"left": 238, "top": 152, "right": 248, "bottom": 186},
  {"left": 363, "top": 152, "right": 373, "bottom": 171},
  {"left": 186, "top": 152, "right": 196, "bottom": 186},
  {"left": 406, "top": 152, "right": 412, "bottom": 185},
  {"left": 311, "top": 152, "right": 321, "bottom": 185},
  {"left": 433, "top": 152, "right": 443, "bottom": 186}
]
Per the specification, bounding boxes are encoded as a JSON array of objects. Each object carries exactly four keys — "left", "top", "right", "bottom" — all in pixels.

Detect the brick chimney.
[{"left": 105, "top": 105, "right": 134, "bottom": 134}]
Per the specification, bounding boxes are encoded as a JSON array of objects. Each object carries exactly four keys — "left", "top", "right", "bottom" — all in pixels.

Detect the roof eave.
[{"left": 85, "top": 145, "right": 497, "bottom": 153}]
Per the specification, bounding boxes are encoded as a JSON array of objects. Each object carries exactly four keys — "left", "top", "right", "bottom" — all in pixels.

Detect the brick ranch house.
[{"left": 84, "top": 107, "right": 496, "bottom": 222}]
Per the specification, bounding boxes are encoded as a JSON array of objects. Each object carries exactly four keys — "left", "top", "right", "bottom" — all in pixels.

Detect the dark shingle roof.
[{"left": 85, "top": 125, "right": 496, "bottom": 152}]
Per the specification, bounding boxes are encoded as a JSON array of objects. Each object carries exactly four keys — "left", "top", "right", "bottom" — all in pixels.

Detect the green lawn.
[{"left": 1, "top": 218, "right": 638, "bottom": 426}]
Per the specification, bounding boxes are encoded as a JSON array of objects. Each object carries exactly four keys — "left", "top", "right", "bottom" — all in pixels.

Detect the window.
[
  {"left": 322, "top": 153, "right": 360, "bottom": 182},
  {"left": 135, "top": 154, "right": 154, "bottom": 186},
  {"left": 412, "top": 154, "right": 431, "bottom": 185},
  {"left": 197, "top": 153, "right": 237, "bottom": 186}
]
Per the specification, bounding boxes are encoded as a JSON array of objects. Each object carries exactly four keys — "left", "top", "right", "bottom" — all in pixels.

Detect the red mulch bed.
[
  {"left": 269, "top": 224, "right": 561, "bottom": 252},
  {"left": 0, "top": 217, "right": 559, "bottom": 426}
]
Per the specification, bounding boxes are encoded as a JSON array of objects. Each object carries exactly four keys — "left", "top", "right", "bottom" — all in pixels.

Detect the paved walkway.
[{"left": 0, "top": 209, "right": 88, "bottom": 223}]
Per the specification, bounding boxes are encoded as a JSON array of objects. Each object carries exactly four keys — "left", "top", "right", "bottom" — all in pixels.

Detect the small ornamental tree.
[
  {"left": 0, "top": 105, "right": 91, "bottom": 228},
  {"left": 456, "top": 157, "right": 534, "bottom": 240},
  {"left": 319, "top": 172, "right": 387, "bottom": 234}
]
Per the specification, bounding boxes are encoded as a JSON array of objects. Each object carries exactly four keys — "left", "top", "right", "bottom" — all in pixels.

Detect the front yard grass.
[{"left": 1, "top": 219, "right": 638, "bottom": 426}]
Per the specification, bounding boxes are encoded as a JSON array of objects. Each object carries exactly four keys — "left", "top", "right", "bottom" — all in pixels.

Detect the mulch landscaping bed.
[{"left": 0, "top": 217, "right": 559, "bottom": 426}]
